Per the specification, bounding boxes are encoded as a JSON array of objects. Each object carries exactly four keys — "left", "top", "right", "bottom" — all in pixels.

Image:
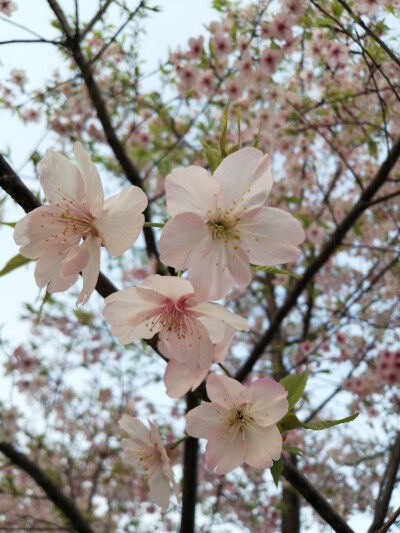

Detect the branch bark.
[
  {"left": 235, "top": 135, "right": 400, "bottom": 382},
  {"left": 0, "top": 441, "right": 95, "bottom": 533},
  {"left": 282, "top": 455, "right": 355, "bottom": 533}
]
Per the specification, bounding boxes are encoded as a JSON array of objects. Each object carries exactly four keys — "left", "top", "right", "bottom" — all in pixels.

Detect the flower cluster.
[{"left": 14, "top": 143, "right": 302, "bottom": 511}]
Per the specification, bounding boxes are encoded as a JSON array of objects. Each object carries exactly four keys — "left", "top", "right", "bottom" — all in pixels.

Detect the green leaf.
[
  {"left": 0, "top": 221, "right": 16, "bottom": 228},
  {"left": 250, "top": 264, "right": 301, "bottom": 279},
  {"left": 219, "top": 103, "right": 230, "bottom": 158},
  {"left": 330, "top": 0, "right": 343, "bottom": 18},
  {"left": 253, "top": 122, "right": 262, "bottom": 149},
  {"left": 302, "top": 412, "right": 359, "bottom": 431},
  {"left": 277, "top": 412, "right": 302, "bottom": 432},
  {"left": 0, "top": 254, "right": 32, "bottom": 277},
  {"left": 201, "top": 140, "right": 222, "bottom": 174},
  {"left": 280, "top": 368, "right": 309, "bottom": 410},
  {"left": 283, "top": 445, "right": 304, "bottom": 457},
  {"left": 270, "top": 457, "right": 283, "bottom": 487}
]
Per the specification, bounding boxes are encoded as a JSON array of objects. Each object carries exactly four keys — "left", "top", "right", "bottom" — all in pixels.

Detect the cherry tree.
[{"left": 0, "top": 1, "right": 399, "bottom": 532}]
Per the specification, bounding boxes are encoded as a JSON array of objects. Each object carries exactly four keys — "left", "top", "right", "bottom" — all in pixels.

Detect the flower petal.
[
  {"left": 206, "top": 427, "right": 246, "bottom": 474},
  {"left": 164, "top": 359, "right": 208, "bottom": 398},
  {"left": 148, "top": 464, "right": 171, "bottom": 512},
  {"left": 214, "top": 147, "right": 272, "bottom": 212},
  {"left": 60, "top": 244, "right": 89, "bottom": 278},
  {"left": 244, "top": 423, "right": 283, "bottom": 469},
  {"left": 190, "top": 301, "right": 248, "bottom": 332},
  {"left": 206, "top": 374, "right": 245, "bottom": 408},
  {"left": 159, "top": 213, "right": 212, "bottom": 270},
  {"left": 94, "top": 185, "right": 147, "bottom": 256},
  {"left": 186, "top": 402, "right": 228, "bottom": 439},
  {"left": 74, "top": 142, "right": 104, "bottom": 217},
  {"left": 165, "top": 166, "right": 220, "bottom": 217},
  {"left": 247, "top": 379, "right": 289, "bottom": 426},
  {"left": 239, "top": 207, "right": 305, "bottom": 265},
  {"left": 34, "top": 243, "right": 78, "bottom": 293},
  {"left": 76, "top": 237, "right": 101, "bottom": 305},
  {"left": 38, "top": 148, "right": 84, "bottom": 205}
]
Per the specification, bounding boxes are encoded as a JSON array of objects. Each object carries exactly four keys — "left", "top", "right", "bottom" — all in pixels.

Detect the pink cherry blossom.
[
  {"left": 119, "top": 415, "right": 180, "bottom": 512},
  {"left": 159, "top": 147, "right": 305, "bottom": 300},
  {"left": 103, "top": 274, "right": 248, "bottom": 371},
  {"left": 0, "top": 0, "right": 17, "bottom": 16},
  {"left": 14, "top": 143, "right": 147, "bottom": 304},
  {"left": 186, "top": 374, "right": 288, "bottom": 474}
]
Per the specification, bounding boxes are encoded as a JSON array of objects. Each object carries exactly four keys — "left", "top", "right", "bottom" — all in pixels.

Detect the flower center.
[
  {"left": 207, "top": 217, "right": 240, "bottom": 242},
  {"left": 228, "top": 404, "right": 254, "bottom": 434},
  {"left": 145, "top": 296, "right": 196, "bottom": 342}
]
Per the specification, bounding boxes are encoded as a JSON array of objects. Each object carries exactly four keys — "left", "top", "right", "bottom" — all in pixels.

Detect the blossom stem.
[
  {"left": 170, "top": 435, "right": 189, "bottom": 449},
  {"left": 217, "top": 362, "right": 232, "bottom": 377},
  {"left": 143, "top": 221, "right": 165, "bottom": 228}
]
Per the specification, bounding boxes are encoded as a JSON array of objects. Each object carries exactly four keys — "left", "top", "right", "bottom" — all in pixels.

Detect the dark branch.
[
  {"left": 282, "top": 455, "right": 355, "bottom": 533},
  {"left": 235, "top": 135, "right": 400, "bottom": 382},
  {"left": 368, "top": 432, "right": 400, "bottom": 533},
  {"left": 0, "top": 441, "right": 95, "bottom": 533}
]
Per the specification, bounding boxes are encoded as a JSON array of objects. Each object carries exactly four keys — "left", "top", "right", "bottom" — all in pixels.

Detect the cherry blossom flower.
[
  {"left": 186, "top": 374, "right": 288, "bottom": 474},
  {"left": 14, "top": 143, "right": 147, "bottom": 304},
  {"left": 0, "top": 0, "right": 17, "bottom": 16},
  {"left": 119, "top": 415, "right": 180, "bottom": 512},
  {"left": 159, "top": 147, "right": 305, "bottom": 300},
  {"left": 103, "top": 274, "right": 248, "bottom": 371}
]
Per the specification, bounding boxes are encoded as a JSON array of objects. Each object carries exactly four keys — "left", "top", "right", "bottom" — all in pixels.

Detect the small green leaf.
[
  {"left": 270, "top": 457, "right": 283, "bottom": 487},
  {"left": 302, "top": 412, "right": 359, "bottom": 431},
  {"left": 250, "top": 264, "right": 302, "bottom": 279},
  {"left": 0, "top": 254, "right": 32, "bottom": 277},
  {"left": 0, "top": 221, "right": 16, "bottom": 228},
  {"left": 253, "top": 122, "right": 262, "bottom": 149},
  {"left": 280, "top": 368, "right": 309, "bottom": 410},
  {"left": 201, "top": 140, "right": 222, "bottom": 174},
  {"left": 219, "top": 103, "right": 230, "bottom": 158},
  {"left": 277, "top": 412, "right": 302, "bottom": 432},
  {"left": 283, "top": 445, "right": 304, "bottom": 457}
]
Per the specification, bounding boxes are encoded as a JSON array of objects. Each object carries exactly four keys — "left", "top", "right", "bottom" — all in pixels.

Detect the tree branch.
[
  {"left": 368, "top": 432, "right": 400, "bottom": 533},
  {"left": 282, "top": 455, "right": 355, "bottom": 533},
  {"left": 0, "top": 441, "right": 95, "bottom": 533},
  {"left": 235, "top": 135, "right": 400, "bottom": 382}
]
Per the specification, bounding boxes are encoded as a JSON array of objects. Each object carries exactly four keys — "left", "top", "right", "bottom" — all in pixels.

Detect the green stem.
[{"left": 143, "top": 221, "right": 165, "bottom": 228}]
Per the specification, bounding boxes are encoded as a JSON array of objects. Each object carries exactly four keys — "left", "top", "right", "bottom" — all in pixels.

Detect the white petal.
[
  {"left": 35, "top": 243, "right": 78, "bottom": 293},
  {"left": 76, "top": 237, "right": 101, "bottom": 305},
  {"left": 186, "top": 403, "right": 228, "bottom": 439},
  {"left": 206, "top": 374, "right": 245, "bottom": 408},
  {"left": 74, "top": 142, "right": 104, "bottom": 217},
  {"left": 38, "top": 149, "right": 84, "bottom": 205},
  {"left": 94, "top": 186, "right": 147, "bottom": 256},
  {"left": 206, "top": 428, "right": 246, "bottom": 474},
  {"left": 159, "top": 213, "right": 212, "bottom": 270},
  {"left": 214, "top": 148, "right": 272, "bottom": 212},
  {"left": 165, "top": 166, "right": 220, "bottom": 217},
  {"left": 247, "top": 379, "right": 288, "bottom": 426},
  {"left": 244, "top": 423, "right": 282, "bottom": 469},
  {"left": 139, "top": 274, "right": 194, "bottom": 300},
  {"left": 239, "top": 207, "right": 305, "bottom": 265}
]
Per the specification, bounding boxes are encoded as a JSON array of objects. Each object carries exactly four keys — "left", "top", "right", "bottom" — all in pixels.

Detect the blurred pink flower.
[
  {"left": 14, "top": 143, "right": 147, "bottom": 304},
  {"left": 186, "top": 374, "right": 288, "bottom": 474},
  {"left": 119, "top": 415, "right": 180, "bottom": 512},
  {"left": 159, "top": 147, "right": 305, "bottom": 300},
  {"left": 103, "top": 274, "right": 248, "bottom": 371}
]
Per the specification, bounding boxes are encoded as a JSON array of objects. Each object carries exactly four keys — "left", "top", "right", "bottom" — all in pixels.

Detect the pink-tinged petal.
[
  {"left": 214, "top": 148, "right": 272, "bottom": 212},
  {"left": 196, "top": 316, "right": 226, "bottom": 343},
  {"left": 76, "top": 237, "right": 101, "bottom": 305},
  {"left": 186, "top": 402, "right": 228, "bottom": 439},
  {"left": 205, "top": 428, "right": 246, "bottom": 474},
  {"left": 14, "top": 206, "right": 79, "bottom": 259},
  {"left": 243, "top": 423, "right": 283, "bottom": 469},
  {"left": 94, "top": 185, "right": 147, "bottom": 256},
  {"left": 119, "top": 415, "right": 153, "bottom": 448},
  {"left": 239, "top": 207, "right": 305, "bottom": 265},
  {"left": 213, "top": 325, "right": 235, "bottom": 363},
  {"left": 164, "top": 359, "right": 208, "bottom": 398},
  {"left": 206, "top": 374, "right": 245, "bottom": 408},
  {"left": 161, "top": 317, "right": 213, "bottom": 370},
  {"left": 38, "top": 149, "right": 84, "bottom": 205},
  {"left": 190, "top": 301, "right": 249, "bottom": 332},
  {"left": 140, "top": 274, "right": 194, "bottom": 300},
  {"left": 148, "top": 464, "right": 171, "bottom": 512},
  {"left": 34, "top": 243, "right": 78, "bottom": 293},
  {"left": 74, "top": 142, "right": 104, "bottom": 217},
  {"left": 60, "top": 244, "right": 89, "bottom": 278},
  {"left": 159, "top": 213, "right": 212, "bottom": 270},
  {"left": 247, "top": 379, "right": 289, "bottom": 426},
  {"left": 165, "top": 166, "right": 219, "bottom": 217},
  {"left": 188, "top": 240, "right": 251, "bottom": 301}
]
